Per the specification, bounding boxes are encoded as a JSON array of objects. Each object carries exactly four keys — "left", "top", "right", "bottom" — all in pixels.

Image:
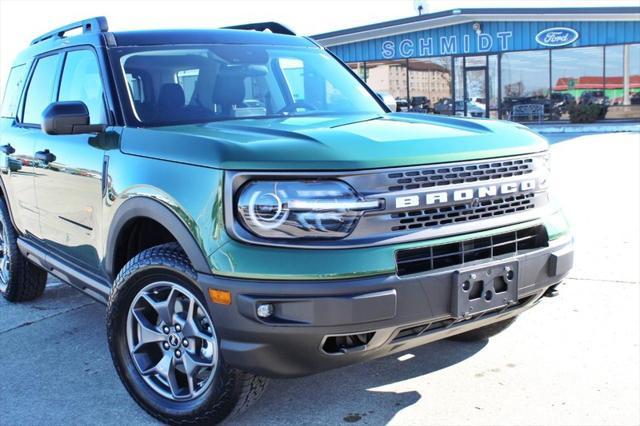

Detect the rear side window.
[
  {"left": 58, "top": 50, "right": 107, "bottom": 124},
  {"left": 1, "top": 64, "right": 27, "bottom": 118},
  {"left": 22, "top": 54, "right": 60, "bottom": 124}
]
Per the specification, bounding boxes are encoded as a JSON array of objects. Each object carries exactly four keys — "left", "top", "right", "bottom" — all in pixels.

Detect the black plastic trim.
[
  {"left": 223, "top": 22, "right": 296, "bottom": 36},
  {"left": 0, "top": 177, "right": 20, "bottom": 232},
  {"left": 105, "top": 197, "right": 211, "bottom": 278},
  {"left": 17, "top": 237, "right": 110, "bottom": 304}
]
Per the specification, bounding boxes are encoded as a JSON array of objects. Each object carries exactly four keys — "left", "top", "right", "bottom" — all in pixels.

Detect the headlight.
[{"left": 236, "top": 180, "right": 381, "bottom": 240}]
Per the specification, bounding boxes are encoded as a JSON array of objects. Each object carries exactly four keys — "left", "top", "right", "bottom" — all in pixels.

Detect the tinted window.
[
  {"left": 118, "top": 45, "right": 384, "bottom": 126},
  {"left": 58, "top": 50, "right": 106, "bottom": 124},
  {"left": 1, "top": 64, "right": 27, "bottom": 118},
  {"left": 22, "top": 54, "right": 60, "bottom": 124}
]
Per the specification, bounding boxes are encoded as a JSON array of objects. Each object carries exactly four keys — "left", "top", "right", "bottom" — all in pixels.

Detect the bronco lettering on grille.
[{"left": 394, "top": 179, "right": 538, "bottom": 209}]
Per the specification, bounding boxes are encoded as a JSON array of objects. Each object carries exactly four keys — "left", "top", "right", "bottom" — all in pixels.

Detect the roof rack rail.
[
  {"left": 31, "top": 16, "right": 109, "bottom": 45},
  {"left": 223, "top": 22, "right": 295, "bottom": 36}
]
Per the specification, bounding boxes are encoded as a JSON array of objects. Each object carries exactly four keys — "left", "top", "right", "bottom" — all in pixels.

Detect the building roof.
[{"left": 313, "top": 7, "right": 640, "bottom": 47}]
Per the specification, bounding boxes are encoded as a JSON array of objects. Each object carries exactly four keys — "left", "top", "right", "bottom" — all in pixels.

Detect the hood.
[{"left": 120, "top": 113, "right": 548, "bottom": 171}]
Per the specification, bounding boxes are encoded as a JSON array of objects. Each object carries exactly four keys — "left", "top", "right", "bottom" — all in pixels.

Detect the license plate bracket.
[{"left": 452, "top": 261, "right": 519, "bottom": 318}]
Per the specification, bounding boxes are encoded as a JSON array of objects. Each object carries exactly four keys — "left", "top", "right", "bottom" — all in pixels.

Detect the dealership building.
[{"left": 313, "top": 7, "right": 640, "bottom": 121}]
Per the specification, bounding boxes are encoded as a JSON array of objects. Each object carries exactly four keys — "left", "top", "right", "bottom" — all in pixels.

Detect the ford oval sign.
[{"left": 535, "top": 27, "right": 579, "bottom": 47}]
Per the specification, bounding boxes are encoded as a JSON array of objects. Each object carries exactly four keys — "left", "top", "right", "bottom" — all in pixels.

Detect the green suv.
[{"left": 0, "top": 17, "right": 573, "bottom": 424}]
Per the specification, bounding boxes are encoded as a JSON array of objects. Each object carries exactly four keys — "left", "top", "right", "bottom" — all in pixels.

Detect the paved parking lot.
[{"left": 1, "top": 132, "right": 639, "bottom": 425}]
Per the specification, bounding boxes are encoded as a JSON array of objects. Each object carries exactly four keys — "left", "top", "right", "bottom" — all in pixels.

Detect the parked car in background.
[
  {"left": 410, "top": 96, "right": 430, "bottom": 112},
  {"left": 502, "top": 96, "right": 560, "bottom": 121},
  {"left": 579, "top": 90, "right": 609, "bottom": 106},
  {"left": 454, "top": 100, "right": 485, "bottom": 118},
  {"left": 550, "top": 92, "right": 575, "bottom": 115},
  {"left": 433, "top": 98, "right": 454, "bottom": 115},
  {"left": 395, "top": 98, "right": 410, "bottom": 112},
  {"left": 6, "top": 157, "right": 22, "bottom": 172}
]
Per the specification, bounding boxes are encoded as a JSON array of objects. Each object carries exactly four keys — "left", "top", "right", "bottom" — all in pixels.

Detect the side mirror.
[{"left": 41, "top": 101, "right": 105, "bottom": 135}]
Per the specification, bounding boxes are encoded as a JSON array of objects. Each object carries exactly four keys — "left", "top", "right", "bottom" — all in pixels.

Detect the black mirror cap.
[{"left": 41, "top": 101, "right": 105, "bottom": 135}]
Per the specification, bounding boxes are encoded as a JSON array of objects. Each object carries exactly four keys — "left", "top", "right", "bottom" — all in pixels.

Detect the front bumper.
[{"left": 199, "top": 233, "right": 573, "bottom": 378}]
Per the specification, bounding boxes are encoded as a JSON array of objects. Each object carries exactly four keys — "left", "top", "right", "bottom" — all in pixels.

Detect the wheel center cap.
[{"left": 169, "top": 334, "right": 180, "bottom": 347}]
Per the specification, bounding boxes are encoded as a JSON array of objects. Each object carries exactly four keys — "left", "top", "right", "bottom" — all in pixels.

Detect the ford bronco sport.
[{"left": 0, "top": 17, "right": 573, "bottom": 424}]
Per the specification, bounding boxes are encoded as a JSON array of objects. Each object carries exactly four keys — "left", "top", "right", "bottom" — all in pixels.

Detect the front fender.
[{"left": 104, "top": 196, "right": 212, "bottom": 278}]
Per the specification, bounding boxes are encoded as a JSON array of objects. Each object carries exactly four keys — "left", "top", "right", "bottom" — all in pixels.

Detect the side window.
[
  {"left": 1, "top": 64, "right": 27, "bottom": 118},
  {"left": 22, "top": 54, "right": 60, "bottom": 124},
  {"left": 58, "top": 50, "right": 107, "bottom": 124}
]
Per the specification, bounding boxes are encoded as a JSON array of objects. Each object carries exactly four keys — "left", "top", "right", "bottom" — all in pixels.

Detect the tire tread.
[
  {"left": 0, "top": 199, "right": 47, "bottom": 302},
  {"left": 107, "top": 243, "right": 267, "bottom": 425}
]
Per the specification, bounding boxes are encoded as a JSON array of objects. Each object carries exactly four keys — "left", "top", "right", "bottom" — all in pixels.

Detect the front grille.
[
  {"left": 387, "top": 157, "right": 535, "bottom": 192},
  {"left": 390, "top": 193, "right": 536, "bottom": 232},
  {"left": 395, "top": 225, "right": 548, "bottom": 277}
]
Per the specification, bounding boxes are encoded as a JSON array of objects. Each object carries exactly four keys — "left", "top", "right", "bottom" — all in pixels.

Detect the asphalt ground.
[{"left": 1, "top": 132, "right": 639, "bottom": 425}]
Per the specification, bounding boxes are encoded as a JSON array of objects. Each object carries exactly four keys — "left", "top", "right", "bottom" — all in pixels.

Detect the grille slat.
[
  {"left": 389, "top": 193, "right": 537, "bottom": 232},
  {"left": 395, "top": 225, "right": 548, "bottom": 277},
  {"left": 387, "top": 157, "right": 534, "bottom": 192}
]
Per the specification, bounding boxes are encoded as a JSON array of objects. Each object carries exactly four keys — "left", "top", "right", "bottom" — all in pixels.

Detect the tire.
[
  {"left": 107, "top": 243, "right": 267, "bottom": 425},
  {"left": 449, "top": 317, "right": 517, "bottom": 342},
  {"left": 0, "top": 198, "right": 47, "bottom": 302}
]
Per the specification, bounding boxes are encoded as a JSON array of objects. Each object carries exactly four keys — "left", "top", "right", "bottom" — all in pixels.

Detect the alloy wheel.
[{"left": 126, "top": 281, "right": 218, "bottom": 401}]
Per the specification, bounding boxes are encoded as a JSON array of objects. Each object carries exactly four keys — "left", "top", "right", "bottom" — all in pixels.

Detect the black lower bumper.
[{"left": 198, "top": 235, "right": 573, "bottom": 378}]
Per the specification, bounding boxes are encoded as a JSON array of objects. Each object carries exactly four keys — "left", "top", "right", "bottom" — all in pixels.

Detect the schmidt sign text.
[{"left": 381, "top": 31, "right": 513, "bottom": 58}]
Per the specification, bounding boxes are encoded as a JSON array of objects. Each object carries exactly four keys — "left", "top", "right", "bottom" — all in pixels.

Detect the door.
[
  {"left": 33, "top": 48, "right": 108, "bottom": 271},
  {"left": 463, "top": 55, "right": 489, "bottom": 118},
  {"left": 1, "top": 54, "right": 61, "bottom": 235}
]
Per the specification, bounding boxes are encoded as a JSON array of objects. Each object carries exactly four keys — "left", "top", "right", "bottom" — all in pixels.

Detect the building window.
[
  {"left": 552, "top": 46, "right": 604, "bottom": 119},
  {"left": 605, "top": 44, "right": 640, "bottom": 119},
  {"left": 407, "top": 57, "right": 452, "bottom": 114},
  {"left": 364, "top": 60, "right": 408, "bottom": 111},
  {"left": 500, "top": 50, "right": 550, "bottom": 121}
]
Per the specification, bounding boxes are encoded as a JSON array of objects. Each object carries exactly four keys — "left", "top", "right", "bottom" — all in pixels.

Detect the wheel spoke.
[
  {"left": 166, "top": 357, "right": 181, "bottom": 398},
  {"left": 181, "top": 298, "right": 212, "bottom": 342},
  {"left": 182, "top": 351, "right": 215, "bottom": 378},
  {"left": 143, "top": 288, "right": 179, "bottom": 326},
  {"left": 140, "top": 353, "right": 182, "bottom": 398},
  {"left": 131, "top": 308, "right": 165, "bottom": 350},
  {"left": 141, "top": 351, "right": 171, "bottom": 377}
]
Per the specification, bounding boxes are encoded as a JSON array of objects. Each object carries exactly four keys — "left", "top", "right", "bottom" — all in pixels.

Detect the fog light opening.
[
  {"left": 322, "top": 332, "right": 375, "bottom": 354},
  {"left": 256, "top": 303, "right": 275, "bottom": 319}
]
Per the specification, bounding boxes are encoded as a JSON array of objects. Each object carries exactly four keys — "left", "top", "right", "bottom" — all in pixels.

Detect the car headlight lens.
[{"left": 236, "top": 180, "right": 381, "bottom": 240}]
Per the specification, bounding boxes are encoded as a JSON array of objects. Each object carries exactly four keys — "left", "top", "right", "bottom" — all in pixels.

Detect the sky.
[{"left": 0, "top": 0, "right": 638, "bottom": 100}]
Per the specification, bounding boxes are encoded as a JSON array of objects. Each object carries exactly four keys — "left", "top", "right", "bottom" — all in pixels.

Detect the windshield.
[{"left": 117, "top": 45, "right": 384, "bottom": 126}]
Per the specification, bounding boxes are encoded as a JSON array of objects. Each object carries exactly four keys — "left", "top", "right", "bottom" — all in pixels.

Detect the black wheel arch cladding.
[{"left": 105, "top": 196, "right": 211, "bottom": 279}]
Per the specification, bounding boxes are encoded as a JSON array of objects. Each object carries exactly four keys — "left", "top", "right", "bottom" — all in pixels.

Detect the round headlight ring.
[{"left": 247, "top": 190, "right": 289, "bottom": 230}]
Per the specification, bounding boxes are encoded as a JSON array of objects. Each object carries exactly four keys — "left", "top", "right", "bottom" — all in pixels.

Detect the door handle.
[
  {"left": 35, "top": 149, "right": 56, "bottom": 163},
  {"left": 1, "top": 144, "right": 15, "bottom": 155}
]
